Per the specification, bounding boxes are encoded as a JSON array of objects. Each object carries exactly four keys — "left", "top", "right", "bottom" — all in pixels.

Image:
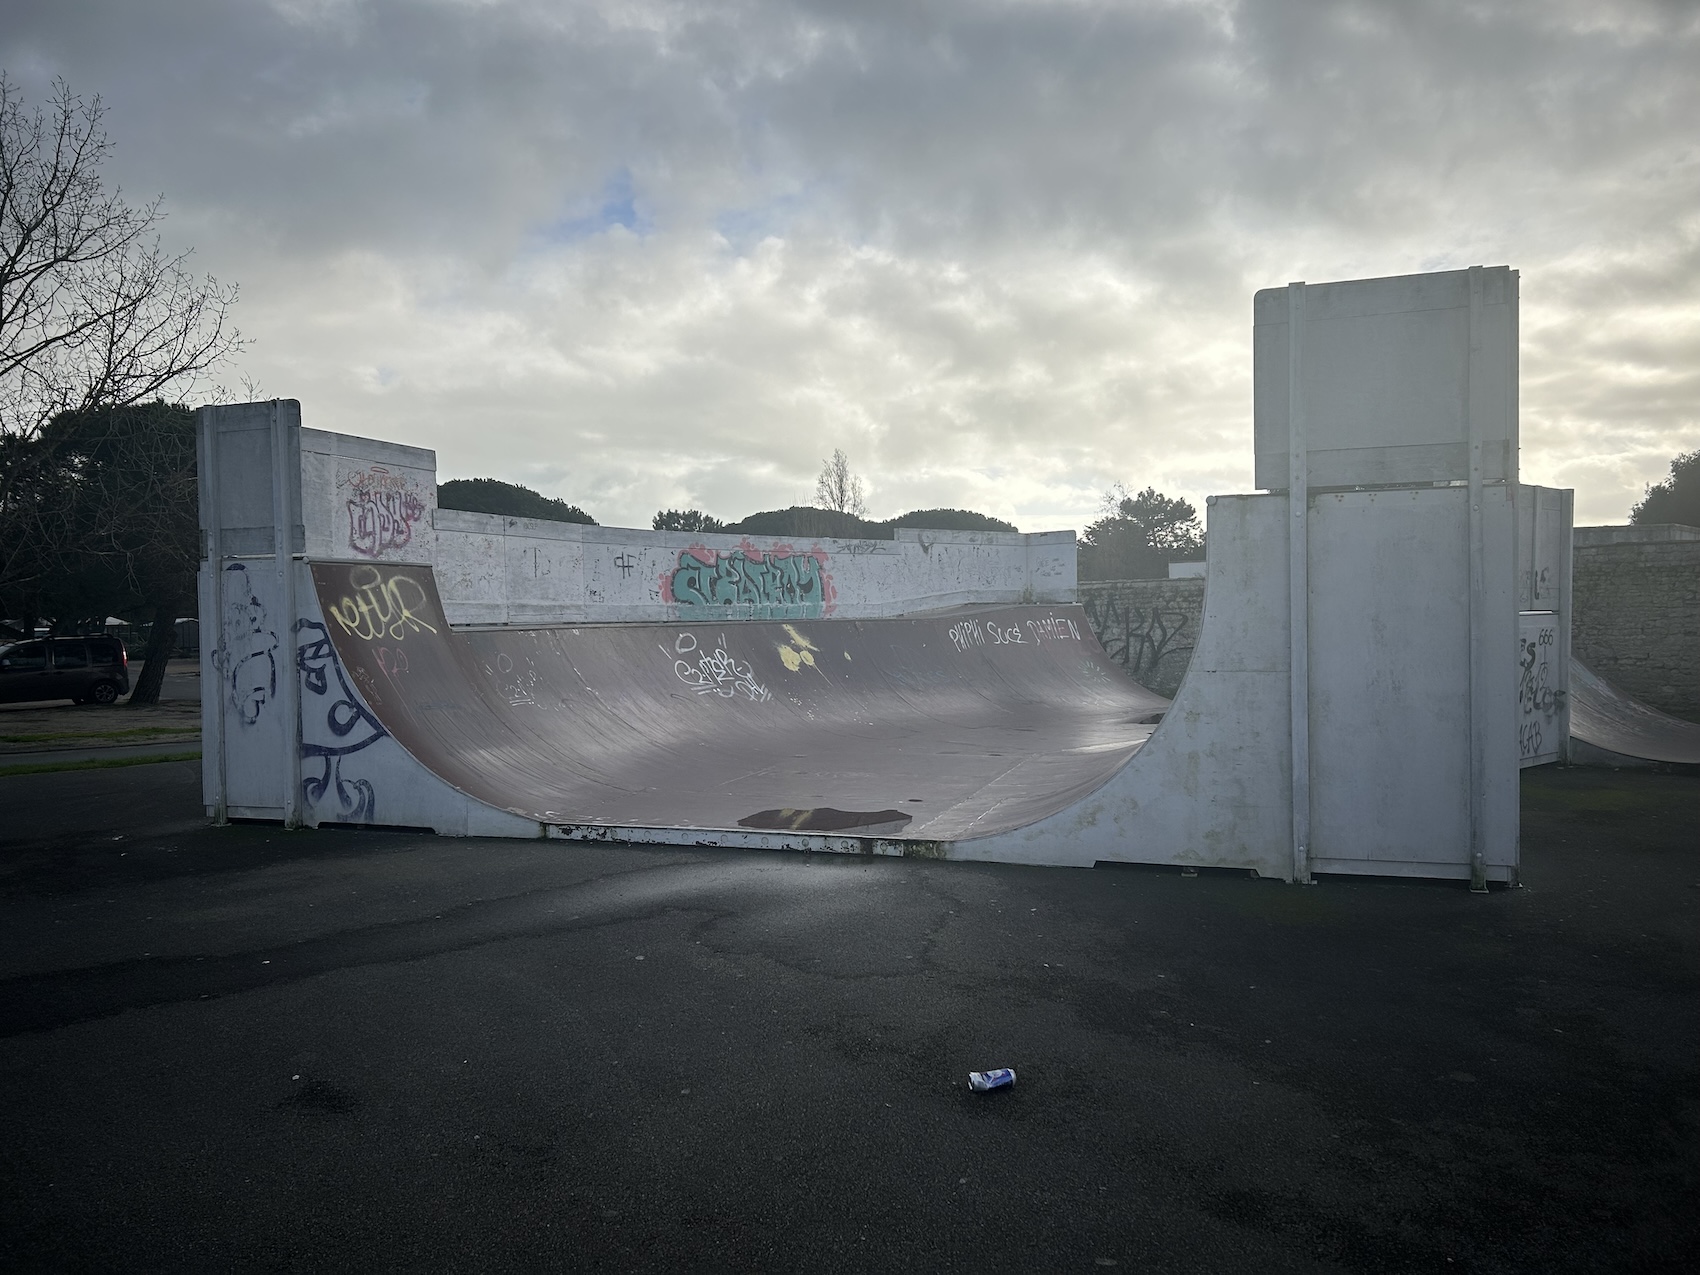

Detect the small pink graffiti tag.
[{"left": 343, "top": 466, "right": 426, "bottom": 558}]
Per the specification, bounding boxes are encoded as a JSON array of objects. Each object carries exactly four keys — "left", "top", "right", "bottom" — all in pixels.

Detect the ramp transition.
[
  {"left": 311, "top": 562, "right": 1169, "bottom": 840},
  {"left": 1569, "top": 660, "right": 1700, "bottom": 766}
]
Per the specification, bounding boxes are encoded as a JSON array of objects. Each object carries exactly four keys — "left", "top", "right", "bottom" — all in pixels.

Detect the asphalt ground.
[{"left": 0, "top": 761, "right": 1694, "bottom": 1273}]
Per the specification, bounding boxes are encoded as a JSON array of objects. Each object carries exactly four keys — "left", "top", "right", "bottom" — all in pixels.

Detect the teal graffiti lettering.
[{"left": 669, "top": 549, "right": 825, "bottom": 619}]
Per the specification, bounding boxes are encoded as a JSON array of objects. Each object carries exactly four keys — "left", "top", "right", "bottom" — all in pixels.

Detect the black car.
[{"left": 0, "top": 636, "right": 130, "bottom": 705}]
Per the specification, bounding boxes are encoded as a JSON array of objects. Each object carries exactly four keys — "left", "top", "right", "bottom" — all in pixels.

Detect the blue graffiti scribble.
[{"left": 295, "top": 618, "right": 386, "bottom": 821}]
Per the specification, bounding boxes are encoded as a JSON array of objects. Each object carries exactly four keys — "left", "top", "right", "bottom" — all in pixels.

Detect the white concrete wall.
[
  {"left": 300, "top": 428, "right": 437, "bottom": 566},
  {"left": 287, "top": 418, "right": 1076, "bottom": 624},
  {"left": 432, "top": 511, "right": 1076, "bottom": 625},
  {"left": 1253, "top": 266, "right": 1519, "bottom": 489}
]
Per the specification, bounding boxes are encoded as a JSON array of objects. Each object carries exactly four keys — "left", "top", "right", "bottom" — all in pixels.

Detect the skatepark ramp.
[
  {"left": 307, "top": 561, "right": 1169, "bottom": 840},
  {"left": 1569, "top": 660, "right": 1700, "bottom": 766},
  {"left": 201, "top": 265, "right": 1576, "bottom": 886}
]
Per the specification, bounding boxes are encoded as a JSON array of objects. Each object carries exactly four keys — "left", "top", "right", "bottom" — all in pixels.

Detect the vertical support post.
[
  {"left": 1287, "top": 281, "right": 1311, "bottom": 885},
  {"left": 197, "top": 407, "right": 227, "bottom": 824},
  {"left": 1556, "top": 487, "right": 1574, "bottom": 763},
  {"left": 1530, "top": 484, "right": 1541, "bottom": 610},
  {"left": 269, "top": 401, "right": 303, "bottom": 829},
  {"left": 1466, "top": 267, "right": 1489, "bottom": 892}
]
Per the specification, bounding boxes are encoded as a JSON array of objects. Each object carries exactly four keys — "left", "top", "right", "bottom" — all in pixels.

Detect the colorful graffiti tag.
[
  {"left": 323, "top": 564, "right": 439, "bottom": 642},
  {"left": 341, "top": 465, "right": 427, "bottom": 558},
  {"left": 664, "top": 546, "right": 832, "bottom": 619}
]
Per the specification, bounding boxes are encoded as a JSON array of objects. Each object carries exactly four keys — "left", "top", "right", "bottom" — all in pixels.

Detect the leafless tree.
[
  {"left": 0, "top": 74, "right": 242, "bottom": 603},
  {"left": 815, "top": 448, "right": 866, "bottom": 517}
]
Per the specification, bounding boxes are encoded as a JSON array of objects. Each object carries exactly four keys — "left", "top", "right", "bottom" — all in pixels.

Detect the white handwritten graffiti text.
[{"left": 665, "top": 632, "right": 772, "bottom": 702}]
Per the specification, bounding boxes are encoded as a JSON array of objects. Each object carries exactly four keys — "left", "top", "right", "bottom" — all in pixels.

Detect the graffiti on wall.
[
  {"left": 664, "top": 631, "right": 773, "bottom": 701},
  {"left": 340, "top": 465, "right": 427, "bottom": 559},
  {"left": 483, "top": 648, "right": 545, "bottom": 709},
  {"left": 1081, "top": 592, "right": 1195, "bottom": 691},
  {"left": 1517, "top": 617, "right": 1562, "bottom": 762},
  {"left": 662, "top": 545, "right": 833, "bottom": 619},
  {"left": 222, "top": 562, "right": 278, "bottom": 726},
  {"left": 295, "top": 619, "right": 388, "bottom": 820},
  {"left": 324, "top": 565, "right": 439, "bottom": 642}
]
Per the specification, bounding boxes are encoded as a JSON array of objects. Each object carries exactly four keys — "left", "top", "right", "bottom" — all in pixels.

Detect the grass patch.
[
  {"left": 1521, "top": 767, "right": 1675, "bottom": 815},
  {"left": 0, "top": 750, "right": 201, "bottom": 778},
  {"left": 0, "top": 726, "right": 199, "bottom": 744}
]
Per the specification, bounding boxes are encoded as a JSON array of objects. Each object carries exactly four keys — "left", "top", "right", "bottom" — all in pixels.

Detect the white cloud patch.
[{"left": 4, "top": 0, "right": 1696, "bottom": 529}]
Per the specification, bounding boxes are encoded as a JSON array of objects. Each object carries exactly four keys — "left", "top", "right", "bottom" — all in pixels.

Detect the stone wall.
[
  {"left": 1572, "top": 532, "right": 1700, "bottom": 722},
  {"left": 1078, "top": 578, "right": 1206, "bottom": 697}
]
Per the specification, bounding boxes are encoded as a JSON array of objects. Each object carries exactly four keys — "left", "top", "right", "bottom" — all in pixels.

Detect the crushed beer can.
[{"left": 967, "top": 1067, "right": 1016, "bottom": 1092}]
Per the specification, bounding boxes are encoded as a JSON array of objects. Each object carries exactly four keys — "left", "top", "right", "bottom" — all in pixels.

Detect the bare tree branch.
[{"left": 0, "top": 73, "right": 242, "bottom": 605}]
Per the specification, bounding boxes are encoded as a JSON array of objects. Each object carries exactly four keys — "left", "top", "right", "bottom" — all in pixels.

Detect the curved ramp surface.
[
  {"left": 1569, "top": 660, "right": 1700, "bottom": 765},
  {"left": 311, "top": 562, "right": 1168, "bottom": 838}
]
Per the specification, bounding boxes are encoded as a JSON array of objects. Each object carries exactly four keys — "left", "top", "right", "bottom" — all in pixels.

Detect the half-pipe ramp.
[
  {"left": 309, "top": 562, "right": 1169, "bottom": 840},
  {"left": 1569, "top": 660, "right": 1700, "bottom": 765}
]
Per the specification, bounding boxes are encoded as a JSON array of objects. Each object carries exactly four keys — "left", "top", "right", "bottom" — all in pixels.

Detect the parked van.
[{"left": 0, "top": 636, "right": 130, "bottom": 705}]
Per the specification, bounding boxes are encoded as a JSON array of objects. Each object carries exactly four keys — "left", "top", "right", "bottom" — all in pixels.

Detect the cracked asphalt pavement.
[{"left": 1, "top": 761, "right": 1695, "bottom": 1272}]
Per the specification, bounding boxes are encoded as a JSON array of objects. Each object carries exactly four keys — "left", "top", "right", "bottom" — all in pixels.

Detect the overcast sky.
[{"left": 5, "top": 0, "right": 1696, "bottom": 530}]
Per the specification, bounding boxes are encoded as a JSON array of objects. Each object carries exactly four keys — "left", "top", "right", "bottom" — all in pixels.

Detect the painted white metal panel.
[
  {"left": 1479, "top": 484, "right": 1521, "bottom": 873},
  {"left": 212, "top": 559, "right": 289, "bottom": 814},
  {"left": 197, "top": 561, "right": 223, "bottom": 817},
  {"left": 1254, "top": 267, "right": 1518, "bottom": 490},
  {"left": 201, "top": 400, "right": 303, "bottom": 556},
  {"left": 1303, "top": 484, "right": 1519, "bottom": 879},
  {"left": 1306, "top": 487, "right": 1473, "bottom": 865},
  {"left": 1515, "top": 485, "right": 1570, "bottom": 611}
]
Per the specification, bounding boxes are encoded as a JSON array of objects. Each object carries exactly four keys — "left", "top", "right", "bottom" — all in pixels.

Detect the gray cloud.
[{"left": 4, "top": 0, "right": 1695, "bottom": 528}]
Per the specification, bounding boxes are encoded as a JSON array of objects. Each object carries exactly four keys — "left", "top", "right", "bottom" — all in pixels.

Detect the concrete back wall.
[
  {"left": 282, "top": 413, "right": 1078, "bottom": 623},
  {"left": 432, "top": 512, "right": 1076, "bottom": 625},
  {"left": 1572, "top": 528, "right": 1700, "bottom": 722}
]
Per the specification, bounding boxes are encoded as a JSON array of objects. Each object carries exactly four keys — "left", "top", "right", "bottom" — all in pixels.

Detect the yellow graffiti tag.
[
  {"left": 327, "top": 565, "right": 439, "bottom": 642},
  {"left": 777, "top": 623, "right": 819, "bottom": 672}
]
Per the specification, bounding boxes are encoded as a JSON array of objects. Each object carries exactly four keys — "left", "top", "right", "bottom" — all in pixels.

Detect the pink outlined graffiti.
[
  {"left": 658, "top": 540, "right": 836, "bottom": 619},
  {"left": 341, "top": 466, "right": 427, "bottom": 559}
]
